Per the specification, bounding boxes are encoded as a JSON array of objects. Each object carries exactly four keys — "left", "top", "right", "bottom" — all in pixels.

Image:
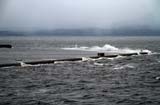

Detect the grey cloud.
[{"left": 0, "top": 0, "right": 159, "bottom": 31}]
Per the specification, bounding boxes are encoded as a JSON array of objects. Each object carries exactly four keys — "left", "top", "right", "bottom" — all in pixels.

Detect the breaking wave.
[{"left": 62, "top": 44, "right": 152, "bottom": 54}]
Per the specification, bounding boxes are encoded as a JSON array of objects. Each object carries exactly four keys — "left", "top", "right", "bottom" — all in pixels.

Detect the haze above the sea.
[{"left": 0, "top": 0, "right": 160, "bottom": 31}]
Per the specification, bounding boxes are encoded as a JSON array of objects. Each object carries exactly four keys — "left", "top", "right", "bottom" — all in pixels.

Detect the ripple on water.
[{"left": 0, "top": 54, "right": 160, "bottom": 105}]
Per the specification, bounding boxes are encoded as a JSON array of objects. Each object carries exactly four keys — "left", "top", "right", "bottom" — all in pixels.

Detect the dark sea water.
[{"left": 0, "top": 36, "right": 160, "bottom": 105}]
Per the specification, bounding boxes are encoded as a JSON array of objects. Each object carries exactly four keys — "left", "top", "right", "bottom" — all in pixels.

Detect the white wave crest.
[
  {"left": 113, "top": 64, "right": 135, "bottom": 70},
  {"left": 19, "top": 61, "right": 32, "bottom": 67},
  {"left": 62, "top": 44, "right": 152, "bottom": 54}
]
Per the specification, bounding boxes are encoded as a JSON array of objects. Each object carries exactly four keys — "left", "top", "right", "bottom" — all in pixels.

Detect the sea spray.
[{"left": 62, "top": 44, "right": 152, "bottom": 54}]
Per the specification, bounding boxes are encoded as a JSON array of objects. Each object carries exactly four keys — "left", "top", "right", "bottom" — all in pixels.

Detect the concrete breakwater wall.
[
  {"left": 0, "top": 44, "right": 12, "bottom": 48},
  {"left": 0, "top": 52, "right": 149, "bottom": 68}
]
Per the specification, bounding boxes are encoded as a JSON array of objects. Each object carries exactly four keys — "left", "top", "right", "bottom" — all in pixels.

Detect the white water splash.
[
  {"left": 62, "top": 44, "right": 152, "bottom": 54},
  {"left": 19, "top": 61, "right": 32, "bottom": 67},
  {"left": 82, "top": 57, "right": 95, "bottom": 61},
  {"left": 17, "top": 61, "right": 40, "bottom": 67}
]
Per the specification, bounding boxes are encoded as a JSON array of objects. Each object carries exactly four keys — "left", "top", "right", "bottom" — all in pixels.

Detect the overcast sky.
[{"left": 0, "top": 0, "right": 159, "bottom": 31}]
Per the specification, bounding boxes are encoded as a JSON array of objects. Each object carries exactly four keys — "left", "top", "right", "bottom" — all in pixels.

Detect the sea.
[{"left": 0, "top": 36, "right": 160, "bottom": 105}]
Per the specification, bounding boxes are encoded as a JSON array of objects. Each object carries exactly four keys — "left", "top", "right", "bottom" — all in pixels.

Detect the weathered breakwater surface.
[{"left": 0, "top": 36, "right": 160, "bottom": 105}]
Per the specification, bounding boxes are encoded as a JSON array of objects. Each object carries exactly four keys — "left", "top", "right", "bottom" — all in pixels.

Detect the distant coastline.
[{"left": 0, "top": 28, "right": 160, "bottom": 36}]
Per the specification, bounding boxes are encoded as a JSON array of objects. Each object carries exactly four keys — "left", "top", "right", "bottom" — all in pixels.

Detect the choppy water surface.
[{"left": 0, "top": 36, "right": 160, "bottom": 105}]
